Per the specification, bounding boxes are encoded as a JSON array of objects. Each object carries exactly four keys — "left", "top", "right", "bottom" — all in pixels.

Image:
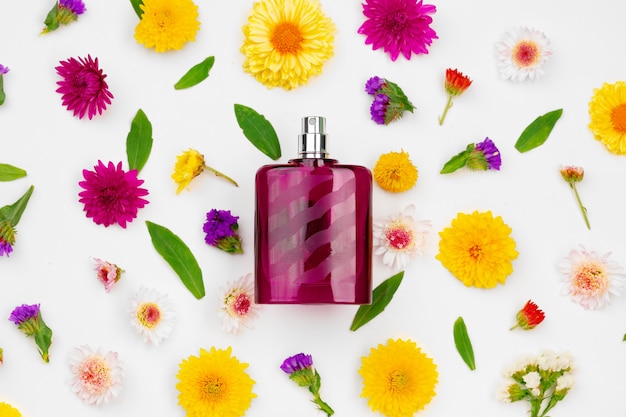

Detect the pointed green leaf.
[
  {"left": 515, "top": 109, "right": 563, "bottom": 153},
  {"left": 234, "top": 104, "right": 281, "bottom": 160},
  {"left": 42, "top": 2, "right": 61, "bottom": 33},
  {"left": 440, "top": 146, "right": 472, "bottom": 174},
  {"left": 350, "top": 271, "right": 404, "bottom": 331},
  {"left": 130, "top": 0, "right": 144, "bottom": 18},
  {"left": 453, "top": 316, "right": 476, "bottom": 370},
  {"left": 0, "top": 185, "right": 34, "bottom": 226},
  {"left": 174, "top": 56, "right": 215, "bottom": 90},
  {"left": 0, "top": 163, "right": 27, "bottom": 181},
  {"left": 146, "top": 221, "right": 205, "bottom": 299},
  {"left": 126, "top": 109, "right": 153, "bottom": 173}
]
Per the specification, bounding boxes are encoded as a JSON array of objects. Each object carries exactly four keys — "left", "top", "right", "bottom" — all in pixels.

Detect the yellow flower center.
[
  {"left": 610, "top": 103, "right": 626, "bottom": 133},
  {"left": 469, "top": 244, "right": 483, "bottom": 260},
  {"left": 573, "top": 263, "right": 609, "bottom": 296},
  {"left": 79, "top": 357, "right": 112, "bottom": 394},
  {"left": 137, "top": 302, "right": 161, "bottom": 328},
  {"left": 271, "top": 21, "right": 303, "bottom": 55},
  {"left": 202, "top": 375, "right": 225, "bottom": 401},
  {"left": 513, "top": 41, "right": 539, "bottom": 67},
  {"left": 388, "top": 370, "right": 409, "bottom": 392}
]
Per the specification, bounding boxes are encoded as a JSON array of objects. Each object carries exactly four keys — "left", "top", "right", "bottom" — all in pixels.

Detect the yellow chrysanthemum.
[
  {"left": 240, "top": 0, "right": 335, "bottom": 90},
  {"left": 134, "top": 0, "right": 200, "bottom": 53},
  {"left": 588, "top": 81, "right": 626, "bottom": 155},
  {"left": 172, "top": 148, "right": 205, "bottom": 194},
  {"left": 176, "top": 347, "right": 256, "bottom": 417},
  {"left": 436, "top": 211, "right": 518, "bottom": 288},
  {"left": 373, "top": 150, "right": 418, "bottom": 192},
  {"left": 359, "top": 339, "right": 438, "bottom": 417},
  {"left": 0, "top": 402, "right": 22, "bottom": 417}
]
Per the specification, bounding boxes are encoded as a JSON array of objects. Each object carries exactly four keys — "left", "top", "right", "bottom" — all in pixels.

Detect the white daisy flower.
[
  {"left": 218, "top": 273, "right": 260, "bottom": 334},
  {"left": 495, "top": 27, "right": 552, "bottom": 81},
  {"left": 373, "top": 204, "right": 431, "bottom": 271},
  {"left": 129, "top": 286, "right": 175, "bottom": 346},
  {"left": 69, "top": 344, "right": 123, "bottom": 406},
  {"left": 558, "top": 245, "right": 625, "bottom": 309}
]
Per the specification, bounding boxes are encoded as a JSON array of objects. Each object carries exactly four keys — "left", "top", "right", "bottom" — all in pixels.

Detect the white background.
[{"left": 1, "top": 0, "right": 626, "bottom": 416}]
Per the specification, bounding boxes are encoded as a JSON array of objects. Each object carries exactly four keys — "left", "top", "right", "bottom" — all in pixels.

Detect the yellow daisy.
[
  {"left": 0, "top": 402, "right": 21, "bottom": 417},
  {"left": 373, "top": 150, "right": 418, "bottom": 193},
  {"left": 588, "top": 81, "right": 626, "bottom": 155},
  {"left": 359, "top": 339, "right": 438, "bottom": 417},
  {"left": 134, "top": 0, "right": 200, "bottom": 53},
  {"left": 176, "top": 347, "right": 256, "bottom": 417},
  {"left": 436, "top": 211, "right": 518, "bottom": 288},
  {"left": 240, "top": 0, "right": 335, "bottom": 90}
]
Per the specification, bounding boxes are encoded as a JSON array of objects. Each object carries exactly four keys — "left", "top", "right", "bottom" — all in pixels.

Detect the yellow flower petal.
[{"left": 589, "top": 81, "right": 626, "bottom": 155}]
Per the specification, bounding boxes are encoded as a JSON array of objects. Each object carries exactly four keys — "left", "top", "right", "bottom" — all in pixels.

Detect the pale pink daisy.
[
  {"left": 373, "top": 204, "right": 431, "bottom": 270},
  {"left": 558, "top": 245, "right": 626, "bottom": 309},
  {"left": 495, "top": 27, "right": 552, "bottom": 81},
  {"left": 93, "top": 258, "right": 123, "bottom": 292},
  {"left": 128, "top": 286, "right": 175, "bottom": 346},
  {"left": 69, "top": 345, "right": 123, "bottom": 406},
  {"left": 218, "top": 273, "right": 260, "bottom": 334}
]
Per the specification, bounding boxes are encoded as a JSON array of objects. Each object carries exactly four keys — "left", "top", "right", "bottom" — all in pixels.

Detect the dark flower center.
[
  {"left": 232, "top": 293, "right": 251, "bottom": 316},
  {"left": 72, "top": 69, "right": 102, "bottom": 97},
  {"left": 383, "top": 11, "right": 409, "bottom": 34}
]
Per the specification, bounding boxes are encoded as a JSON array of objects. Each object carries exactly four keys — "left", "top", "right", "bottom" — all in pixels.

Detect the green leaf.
[
  {"left": 234, "top": 104, "right": 281, "bottom": 160},
  {"left": 453, "top": 316, "right": 476, "bottom": 370},
  {"left": 514, "top": 109, "right": 563, "bottom": 153},
  {"left": 350, "top": 271, "right": 404, "bottom": 331},
  {"left": 0, "top": 163, "right": 27, "bottom": 181},
  {"left": 440, "top": 145, "right": 472, "bottom": 174},
  {"left": 174, "top": 56, "right": 215, "bottom": 90},
  {"left": 130, "top": 0, "right": 144, "bottom": 18},
  {"left": 146, "top": 221, "right": 205, "bottom": 299},
  {"left": 42, "top": 2, "right": 60, "bottom": 33},
  {"left": 126, "top": 109, "right": 153, "bottom": 173},
  {"left": 0, "top": 185, "right": 34, "bottom": 226}
]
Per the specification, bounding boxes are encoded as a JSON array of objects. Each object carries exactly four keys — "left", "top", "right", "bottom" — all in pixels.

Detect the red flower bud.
[{"left": 511, "top": 300, "right": 545, "bottom": 330}]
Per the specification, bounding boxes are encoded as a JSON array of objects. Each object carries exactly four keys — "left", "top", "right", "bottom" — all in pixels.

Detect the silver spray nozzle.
[{"left": 299, "top": 116, "right": 327, "bottom": 158}]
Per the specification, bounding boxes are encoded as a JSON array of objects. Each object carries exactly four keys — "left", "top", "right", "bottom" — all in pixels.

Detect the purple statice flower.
[
  {"left": 370, "top": 93, "right": 389, "bottom": 124},
  {"left": 365, "top": 76, "right": 385, "bottom": 94},
  {"left": 0, "top": 64, "right": 8, "bottom": 106},
  {"left": 281, "top": 353, "right": 313, "bottom": 375},
  {"left": 281, "top": 353, "right": 334, "bottom": 416},
  {"left": 0, "top": 64, "right": 9, "bottom": 75},
  {"left": 203, "top": 209, "right": 243, "bottom": 254},
  {"left": 0, "top": 221, "right": 15, "bottom": 257},
  {"left": 473, "top": 137, "right": 502, "bottom": 170},
  {"left": 0, "top": 239, "right": 12, "bottom": 257},
  {"left": 9, "top": 303, "right": 40, "bottom": 326},
  {"left": 60, "top": 0, "right": 86, "bottom": 15}
]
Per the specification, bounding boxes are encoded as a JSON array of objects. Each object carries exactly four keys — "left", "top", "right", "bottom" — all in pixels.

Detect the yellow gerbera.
[
  {"left": 240, "top": 0, "right": 335, "bottom": 90},
  {"left": 0, "top": 402, "right": 22, "bottom": 417},
  {"left": 134, "top": 0, "right": 200, "bottom": 53},
  {"left": 588, "top": 81, "right": 626, "bottom": 155},
  {"left": 176, "top": 347, "right": 256, "bottom": 417},
  {"left": 436, "top": 211, "right": 518, "bottom": 288},
  {"left": 373, "top": 150, "right": 418, "bottom": 192},
  {"left": 359, "top": 339, "right": 438, "bottom": 417}
]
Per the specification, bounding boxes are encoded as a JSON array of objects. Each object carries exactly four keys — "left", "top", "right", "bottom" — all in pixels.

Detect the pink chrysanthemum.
[
  {"left": 55, "top": 55, "right": 113, "bottom": 119},
  {"left": 93, "top": 258, "right": 123, "bottom": 292},
  {"left": 78, "top": 161, "right": 149, "bottom": 228},
  {"left": 358, "top": 0, "right": 438, "bottom": 61},
  {"left": 558, "top": 245, "right": 626, "bottom": 309},
  {"left": 218, "top": 273, "right": 260, "bottom": 334},
  {"left": 69, "top": 345, "right": 123, "bottom": 406}
]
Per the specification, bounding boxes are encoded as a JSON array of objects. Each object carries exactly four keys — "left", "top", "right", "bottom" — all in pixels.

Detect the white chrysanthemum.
[
  {"left": 129, "top": 286, "right": 175, "bottom": 346},
  {"left": 69, "top": 345, "right": 123, "bottom": 406},
  {"left": 495, "top": 27, "right": 552, "bottom": 81},
  {"left": 558, "top": 245, "right": 626, "bottom": 309},
  {"left": 373, "top": 204, "right": 431, "bottom": 271},
  {"left": 218, "top": 273, "right": 260, "bottom": 334}
]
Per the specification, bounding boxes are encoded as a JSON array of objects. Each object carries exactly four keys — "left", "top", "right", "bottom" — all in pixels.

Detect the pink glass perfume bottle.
[{"left": 255, "top": 116, "right": 372, "bottom": 304}]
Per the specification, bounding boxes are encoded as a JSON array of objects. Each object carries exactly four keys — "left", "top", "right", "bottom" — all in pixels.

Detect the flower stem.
[
  {"left": 313, "top": 393, "right": 334, "bottom": 416},
  {"left": 438, "top": 95, "right": 454, "bottom": 125},
  {"left": 204, "top": 165, "right": 238, "bottom": 187},
  {"left": 569, "top": 183, "right": 590, "bottom": 229}
]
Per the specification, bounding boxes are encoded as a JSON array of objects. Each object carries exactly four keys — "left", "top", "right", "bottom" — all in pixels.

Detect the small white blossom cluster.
[{"left": 496, "top": 350, "right": 575, "bottom": 417}]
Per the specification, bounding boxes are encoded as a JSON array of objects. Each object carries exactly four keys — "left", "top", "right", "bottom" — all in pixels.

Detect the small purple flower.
[
  {"left": 0, "top": 64, "right": 9, "bottom": 75},
  {"left": 280, "top": 353, "right": 313, "bottom": 374},
  {"left": 365, "top": 76, "right": 385, "bottom": 94},
  {"left": 203, "top": 209, "right": 243, "bottom": 254},
  {"left": 60, "top": 0, "right": 86, "bottom": 15},
  {"left": 370, "top": 93, "right": 389, "bottom": 124},
  {"left": 9, "top": 304, "right": 40, "bottom": 326},
  {"left": 474, "top": 137, "right": 502, "bottom": 170},
  {"left": 0, "top": 239, "right": 12, "bottom": 257}
]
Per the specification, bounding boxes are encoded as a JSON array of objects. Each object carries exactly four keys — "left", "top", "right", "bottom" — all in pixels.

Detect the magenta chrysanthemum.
[
  {"left": 55, "top": 55, "right": 113, "bottom": 120},
  {"left": 78, "top": 161, "right": 149, "bottom": 228},
  {"left": 358, "top": 0, "right": 438, "bottom": 61}
]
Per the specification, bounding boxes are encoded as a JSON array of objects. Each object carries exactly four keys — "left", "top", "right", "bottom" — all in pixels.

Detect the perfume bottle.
[{"left": 254, "top": 116, "right": 372, "bottom": 304}]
